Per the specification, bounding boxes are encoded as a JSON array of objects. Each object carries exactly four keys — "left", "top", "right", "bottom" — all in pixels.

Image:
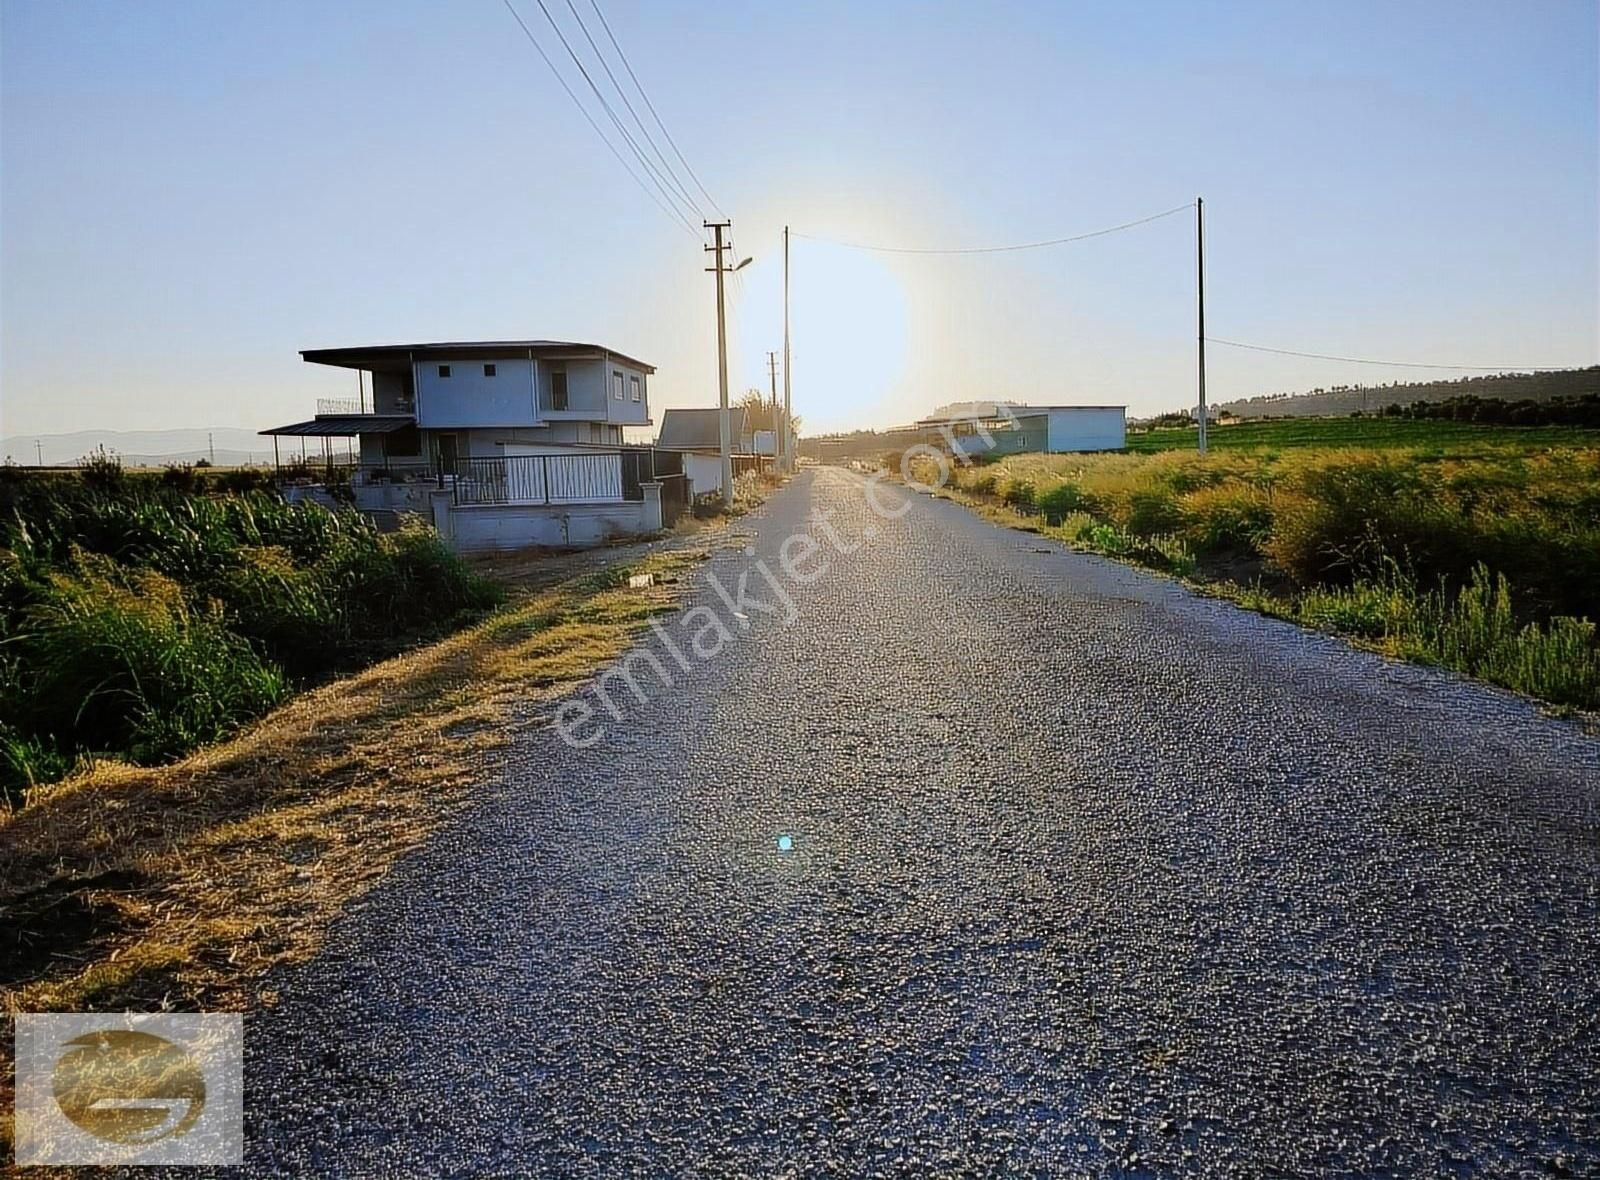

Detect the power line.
[
  {"left": 791, "top": 201, "right": 1194, "bottom": 255},
  {"left": 588, "top": 0, "right": 724, "bottom": 219},
  {"left": 561, "top": 0, "right": 703, "bottom": 219},
  {"left": 500, "top": 0, "right": 698, "bottom": 237},
  {"left": 1205, "top": 338, "right": 1582, "bottom": 373},
  {"left": 528, "top": 0, "right": 704, "bottom": 229}
]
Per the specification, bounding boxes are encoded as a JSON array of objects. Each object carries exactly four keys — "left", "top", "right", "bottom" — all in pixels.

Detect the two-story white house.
[{"left": 263, "top": 340, "right": 686, "bottom": 550}]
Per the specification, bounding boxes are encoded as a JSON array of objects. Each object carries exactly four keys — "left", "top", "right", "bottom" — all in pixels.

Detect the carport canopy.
[{"left": 259, "top": 414, "right": 415, "bottom": 437}]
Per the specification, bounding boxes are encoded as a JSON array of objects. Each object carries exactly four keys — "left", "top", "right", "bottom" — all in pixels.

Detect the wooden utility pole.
[
  {"left": 783, "top": 226, "right": 793, "bottom": 471},
  {"left": 1196, "top": 196, "right": 1208, "bottom": 455},
  {"left": 705, "top": 221, "right": 734, "bottom": 506}
]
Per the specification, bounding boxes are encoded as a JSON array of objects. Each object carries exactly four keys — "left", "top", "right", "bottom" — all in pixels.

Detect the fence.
[{"left": 451, "top": 448, "right": 686, "bottom": 510}]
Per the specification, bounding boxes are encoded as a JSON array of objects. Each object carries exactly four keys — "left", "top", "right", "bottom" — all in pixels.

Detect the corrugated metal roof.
[{"left": 259, "top": 415, "right": 415, "bottom": 437}]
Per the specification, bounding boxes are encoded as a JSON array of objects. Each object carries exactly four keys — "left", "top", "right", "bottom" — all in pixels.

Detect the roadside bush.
[
  {"left": 1265, "top": 454, "right": 1450, "bottom": 584},
  {"left": 1180, "top": 482, "right": 1274, "bottom": 553},
  {"left": 998, "top": 478, "right": 1036, "bottom": 511},
  {"left": 10, "top": 563, "right": 288, "bottom": 765},
  {"left": 217, "top": 467, "right": 272, "bottom": 494},
  {"left": 1294, "top": 564, "right": 1600, "bottom": 710},
  {"left": 1123, "top": 487, "right": 1183, "bottom": 537},
  {"left": 1036, "top": 481, "right": 1096, "bottom": 522},
  {"left": 965, "top": 471, "right": 998, "bottom": 497},
  {"left": 0, "top": 473, "right": 502, "bottom": 797}
]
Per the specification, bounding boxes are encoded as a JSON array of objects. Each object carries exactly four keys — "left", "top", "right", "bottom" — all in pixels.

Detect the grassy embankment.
[
  {"left": 911, "top": 420, "right": 1600, "bottom": 712},
  {"left": 0, "top": 463, "right": 502, "bottom": 803},
  {"left": 1127, "top": 416, "right": 1600, "bottom": 453},
  {"left": 0, "top": 456, "right": 788, "bottom": 1018}
]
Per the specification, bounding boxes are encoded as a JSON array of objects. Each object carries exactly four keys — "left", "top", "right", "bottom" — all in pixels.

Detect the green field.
[
  {"left": 1128, "top": 417, "right": 1600, "bottom": 454},
  {"left": 923, "top": 426, "right": 1600, "bottom": 711}
]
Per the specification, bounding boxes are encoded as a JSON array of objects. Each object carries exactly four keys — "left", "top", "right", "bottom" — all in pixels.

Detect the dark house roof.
[
  {"left": 656, "top": 407, "right": 751, "bottom": 450},
  {"left": 259, "top": 414, "right": 415, "bottom": 438},
  {"left": 300, "top": 340, "right": 655, "bottom": 374}
]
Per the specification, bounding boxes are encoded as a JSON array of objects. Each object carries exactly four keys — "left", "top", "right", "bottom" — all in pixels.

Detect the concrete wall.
[
  {"left": 415, "top": 358, "right": 538, "bottom": 428},
  {"left": 682, "top": 451, "right": 722, "bottom": 499},
  {"left": 539, "top": 359, "right": 607, "bottom": 415},
  {"left": 1045, "top": 407, "right": 1126, "bottom": 451},
  {"left": 601, "top": 357, "right": 651, "bottom": 426},
  {"left": 542, "top": 357, "right": 650, "bottom": 424},
  {"left": 353, "top": 480, "right": 438, "bottom": 513},
  {"left": 442, "top": 501, "right": 654, "bottom": 551}
]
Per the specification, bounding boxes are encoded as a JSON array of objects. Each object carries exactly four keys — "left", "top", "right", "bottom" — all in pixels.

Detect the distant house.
[
  {"left": 657, "top": 407, "right": 755, "bottom": 452},
  {"left": 261, "top": 340, "right": 686, "bottom": 550},
  {"left": 914, "top": 403, "right": 1126, "bottom": 458},
  {"left": 654, "top": 406, "right": 765, "bottom": 499}
]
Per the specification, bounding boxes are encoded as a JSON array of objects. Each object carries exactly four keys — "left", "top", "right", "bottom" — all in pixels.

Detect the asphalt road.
[{"left": 240, "top": 467, "right": 1600, "bottom": 1177}]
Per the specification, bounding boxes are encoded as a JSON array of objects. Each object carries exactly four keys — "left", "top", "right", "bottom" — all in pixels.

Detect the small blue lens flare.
[{"left": 776, "top": 835, "right": 794, "bottom": 852}]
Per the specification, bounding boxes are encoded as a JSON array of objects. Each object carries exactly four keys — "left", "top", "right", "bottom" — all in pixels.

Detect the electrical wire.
[
  {"left": 1205, "top": 338, "right": 1581, "bottom": 373},
  {"left": 791, "top": 202, "right": 1194, "bottom": 255},
  {"left": 527, "top": 0, "right": 706, "bottom": 230},
  {"left": 561, "top": 0, "right": 704, "bottom": 219},
  {"left": 499, "top": 0, "right": 699, "bottom": 238},
  {"left": 588, "top": 0, "right": 724, "bottom": 219}
]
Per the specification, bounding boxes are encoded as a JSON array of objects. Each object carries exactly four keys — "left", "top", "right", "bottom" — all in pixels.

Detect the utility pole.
[
  {"left": 705, "top": 221, "right": 734, "bottom": 507},
  {"left": 705, "top": 220, "right": 738, "bottom": 507},
  {"left": 208, "top": 432, "right": 215, "bottom": 465},
  {"left": 783, "top": 226, "right": 793, "bottom": 471},
  {"left": 767, "top": 350, "right": 780, "bottom": 466},
  {"left": 1196, "top": 196, "right": 1208, "bottom": 456}
]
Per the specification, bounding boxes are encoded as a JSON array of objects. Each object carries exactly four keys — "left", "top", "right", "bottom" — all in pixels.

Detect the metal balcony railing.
[{"left": 450, "top": 448, "right": 686, "bottom": 508}]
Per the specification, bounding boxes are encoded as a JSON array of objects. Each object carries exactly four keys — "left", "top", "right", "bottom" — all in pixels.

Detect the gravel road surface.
[{"left": 239, "top": 467, "right": 1600, "bottom": 1177}]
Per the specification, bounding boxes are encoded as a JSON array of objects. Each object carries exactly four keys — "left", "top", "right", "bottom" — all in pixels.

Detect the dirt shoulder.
[{"left": 0, "top": 544, "right": 715, "bottom": 1022}]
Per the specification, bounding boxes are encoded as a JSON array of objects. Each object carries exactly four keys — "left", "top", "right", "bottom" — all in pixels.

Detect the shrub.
[
  {"left": 1123, "top": 487, "right": 1183, "bottom": 537},
  {"left": 10, "top": 563, "right": 288, "bottom": 764},
  {"left": 0, "top": 477, "right": 502, "bottom": 794},
  {"left": 77, "top": 446, "right": 125, "bottom": 492},
  {"left": 1036, "top": 481, "right": 1096, "bottom": 522},
  {"left": 998, "top": 478, "right": 1036, "bottom": 510},
  {"left": 1179, "top": 483, "right": 1275, "bottom": 554},
  {"left": 964, "top": 471, "right": 998, "bottom": 497}
]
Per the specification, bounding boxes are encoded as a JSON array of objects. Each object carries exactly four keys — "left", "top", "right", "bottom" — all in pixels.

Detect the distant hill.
[
  {"left": 1215, "top": 367, "right": 1600, "bottom": 420},
  {"left": 0, "top": 427, "right": 283, "bottom": 468}
]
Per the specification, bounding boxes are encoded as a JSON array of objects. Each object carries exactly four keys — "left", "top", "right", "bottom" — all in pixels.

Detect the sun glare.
[{"left": 734, "top": 240, "right": 909, "bottom": 432}]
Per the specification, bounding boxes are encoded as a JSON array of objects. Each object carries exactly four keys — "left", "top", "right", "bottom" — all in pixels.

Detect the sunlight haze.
[{"left": 2, "top": 0, "right": 1595, "bottom": 440}]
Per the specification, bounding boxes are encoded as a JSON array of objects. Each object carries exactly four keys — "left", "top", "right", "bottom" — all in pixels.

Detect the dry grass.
[{"left": 0, "top": 546, "right": 707, "bottom": 1147}]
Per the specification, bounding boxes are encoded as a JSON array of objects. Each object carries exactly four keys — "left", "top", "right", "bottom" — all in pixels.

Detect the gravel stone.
[{"left": 220, "top": 468, "right": 1600, "bottom": 1176}]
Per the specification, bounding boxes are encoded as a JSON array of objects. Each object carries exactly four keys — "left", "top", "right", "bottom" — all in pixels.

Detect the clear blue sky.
[{"left": 2, "top": 0, "right": 1595, "bottom": 438}]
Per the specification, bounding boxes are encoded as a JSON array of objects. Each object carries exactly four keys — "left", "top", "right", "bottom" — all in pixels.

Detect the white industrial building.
[{"left": 914, "top": 404, "right": 1126, "bottom": 458}]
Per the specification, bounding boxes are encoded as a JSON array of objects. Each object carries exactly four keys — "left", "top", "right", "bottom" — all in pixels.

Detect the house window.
[
  {"left": 630, "top": 375, "right": 641, "bottom": 402},
  {"left": 483, "top": 364, "right": 496, "bottom": 377},
  {"left": 438, "top": 365, "right": 451, "bottom": 378},
  {"left": 550, "top": 369, "right": 568, "bottom": 411},
  {"left": 613, "top": 371, "right": 624, "bottom": 400}
]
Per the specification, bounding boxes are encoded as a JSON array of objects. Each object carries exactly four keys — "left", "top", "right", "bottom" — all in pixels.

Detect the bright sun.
[{"left": 733, "top": 240, "right": 909, "bottom": 432}]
